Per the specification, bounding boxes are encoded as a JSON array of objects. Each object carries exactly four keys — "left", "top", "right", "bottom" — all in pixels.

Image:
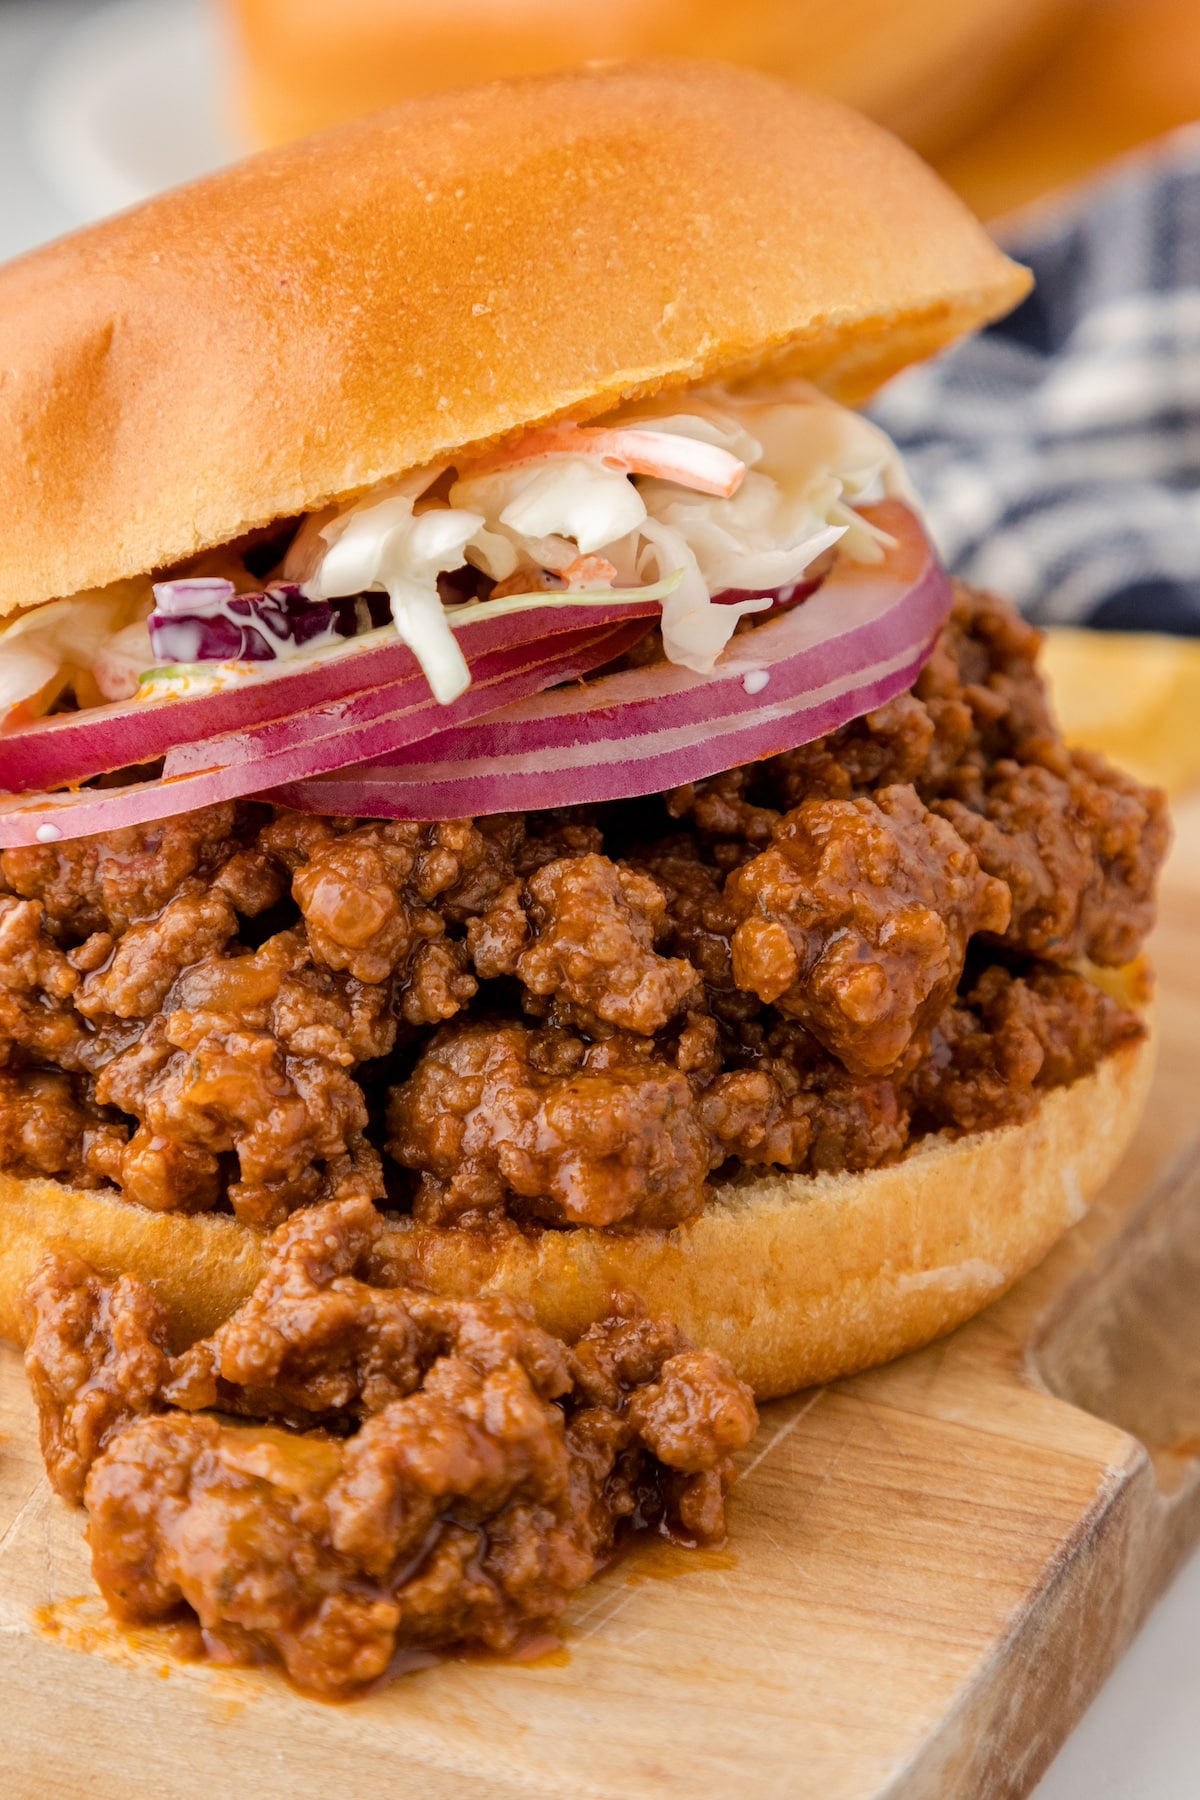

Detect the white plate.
[{"left": 27, "top": 0, "right": 244, "bottom": 224}]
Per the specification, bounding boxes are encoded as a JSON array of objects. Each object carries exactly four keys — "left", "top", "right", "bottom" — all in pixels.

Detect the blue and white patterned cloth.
[{"left": 870, "top": 127, "right": 1200, "bottom": 635}]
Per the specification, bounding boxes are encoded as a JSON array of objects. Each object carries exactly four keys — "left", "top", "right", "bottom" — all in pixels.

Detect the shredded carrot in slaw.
[{"left": 464, "top": 424, "right": 746, "bottom": 499}]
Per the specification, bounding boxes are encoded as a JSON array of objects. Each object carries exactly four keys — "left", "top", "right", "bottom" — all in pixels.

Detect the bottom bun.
[{"left": 0, "top": 1030, "right": 1153, "bottom": 1399}]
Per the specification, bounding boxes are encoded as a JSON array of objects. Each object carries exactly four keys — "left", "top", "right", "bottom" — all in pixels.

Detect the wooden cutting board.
[{"left": 3, "top": 794, "right": 1200, "bottom": 1800}]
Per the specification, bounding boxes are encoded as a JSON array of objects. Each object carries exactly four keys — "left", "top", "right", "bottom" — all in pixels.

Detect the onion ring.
[
  {"left": 271, "top": 502, "right": 950, "bottom": 820},
  {"left": 0, "top": 621, "right": 647, "bottom": 846},
  {"left": 0, "top": 590, "right": 667, "bottom": 795}
]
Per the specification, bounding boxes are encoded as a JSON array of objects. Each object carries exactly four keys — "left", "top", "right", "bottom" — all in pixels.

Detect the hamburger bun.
[
  {"left": 0, "top": 994, "right": 1153, "bottom": 1398},
  {"left": 223, "top": 0, "right": 1080, "bottom": 162},
  {"left": 0, "top": 59, "right": 1028, "bottom": 621},
  {"left": 0, "top": 62, "right": 1154, "bottom": 1417}
]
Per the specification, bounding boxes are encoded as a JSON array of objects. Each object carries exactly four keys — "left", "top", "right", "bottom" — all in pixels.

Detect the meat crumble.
[
  {"left": 24, "top": 1198, "right": 758, "bottom": 1697},
  {"left": 0, "top": 584, "right": 1168, "bottom": 1233}
]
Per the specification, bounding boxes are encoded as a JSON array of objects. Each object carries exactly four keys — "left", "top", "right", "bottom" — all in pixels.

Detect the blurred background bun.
[
  {"left": 214, "top": 0, "right": 1200, "bottom": 224},
  {"left": 220, "top": 0, "right": 1084, "bottom": 169}
]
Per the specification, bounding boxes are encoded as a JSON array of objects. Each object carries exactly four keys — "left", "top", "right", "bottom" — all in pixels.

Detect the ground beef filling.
[
  {"left": 0, "top": 584, "right": 1168, "bottom": 1231},
  {"left": 24, "top": 1197, "right": 758, "bottom": 1698}
]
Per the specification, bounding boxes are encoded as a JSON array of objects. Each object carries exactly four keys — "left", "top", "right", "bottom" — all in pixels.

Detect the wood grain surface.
[{"left": 2, "top": 793, "right": 1199, "bottom": 1800}]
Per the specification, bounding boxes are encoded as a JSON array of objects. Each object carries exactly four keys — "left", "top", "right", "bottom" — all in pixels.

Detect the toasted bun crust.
[
  {"left": 0, "top": 1031, "right": 1152, "bottom": 1398},
  {"left": 0, "top": 60, "right": 1028, "bottom": 620}
]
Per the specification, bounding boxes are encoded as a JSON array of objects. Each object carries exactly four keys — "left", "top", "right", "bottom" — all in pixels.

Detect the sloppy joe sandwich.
[{"left": 0, "top": 59, "right": 1166, "bottom": 1450}]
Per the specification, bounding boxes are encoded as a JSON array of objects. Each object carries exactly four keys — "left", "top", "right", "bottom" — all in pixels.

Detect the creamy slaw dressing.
[
  {"left": 0, "top": 579, "right": 154, "bottom": 718},
  {"left": 0, "top": 382, "right": 913, "bottom": 723}
]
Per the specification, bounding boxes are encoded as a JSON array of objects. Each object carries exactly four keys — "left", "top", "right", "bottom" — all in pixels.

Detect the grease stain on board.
[
  {"left": 34, "top": 1594, "right": 203, "bottom": 1673},
  {"left": 623, "top": 1542, "right": 739, "bottom": 1585},
  {"left": 32, "top": 1593, "right": 260, "bottom": 1722}
]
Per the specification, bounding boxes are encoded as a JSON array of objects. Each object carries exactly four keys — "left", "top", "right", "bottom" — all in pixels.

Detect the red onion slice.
[
  {"left": 0, "top": 590, "right": 666, "bottom": 795},
  {"left": 0, "top": 621, "right": 645, "bottom": 847},
  {"left": 272, "top": 502, "right": 950, "bottom": 820}
]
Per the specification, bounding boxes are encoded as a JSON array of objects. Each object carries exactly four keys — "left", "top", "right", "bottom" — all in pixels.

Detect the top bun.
[{"left": 0, "top": 59, "right": 1028, "bottom": 619}]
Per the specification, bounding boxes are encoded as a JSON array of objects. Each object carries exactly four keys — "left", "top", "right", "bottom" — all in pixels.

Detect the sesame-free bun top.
[{"left": 0, "top": 59, "right": 1029, "bottom": 619}]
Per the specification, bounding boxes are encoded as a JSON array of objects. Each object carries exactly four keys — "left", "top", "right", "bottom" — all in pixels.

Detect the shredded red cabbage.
[{"left": 148, "top": 579, "right": 391, "bottom": 665}]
